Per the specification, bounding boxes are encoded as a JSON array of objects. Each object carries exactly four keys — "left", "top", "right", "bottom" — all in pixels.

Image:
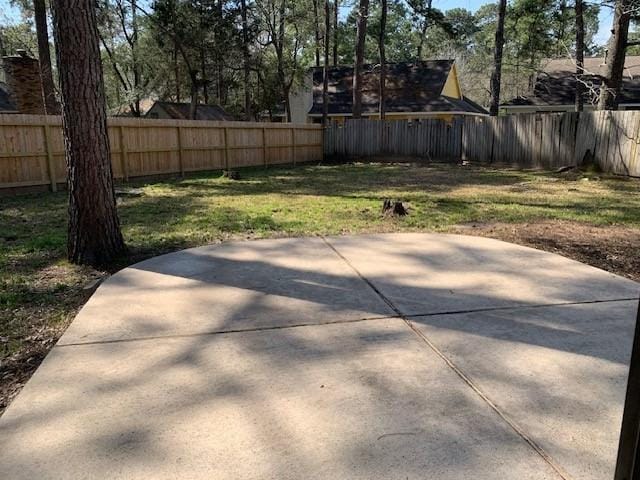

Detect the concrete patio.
[{"left": 0, "top": 233, "right": 638, "bottom": 479}]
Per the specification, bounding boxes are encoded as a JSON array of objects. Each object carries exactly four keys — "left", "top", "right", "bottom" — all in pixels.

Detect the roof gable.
[
  {"left": 146, "top": 101, "right": 234, "bottom": 121},
  {"left": 310, "top": 60, "right": 457, "bottom": 114}
]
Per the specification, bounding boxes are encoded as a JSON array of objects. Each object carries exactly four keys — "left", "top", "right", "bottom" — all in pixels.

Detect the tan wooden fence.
[
  {"left": 0, "top": 115, "right": 323, "bottom": 191},
  {"left": 324, "top": 111, "right": 640, "bottom": 177}
]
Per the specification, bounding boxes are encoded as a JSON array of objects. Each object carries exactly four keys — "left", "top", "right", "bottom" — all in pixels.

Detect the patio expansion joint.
[
  {"left": 54, "top": 314, "right": 400, "bottom": 348},
  {"left": 320, "top": 235, "right": 574, "bottom": 480},
  {"left": 55, "top": 297, "right": 635, "bottom": 349}
]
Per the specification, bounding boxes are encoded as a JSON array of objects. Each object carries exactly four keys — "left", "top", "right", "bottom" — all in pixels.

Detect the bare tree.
[
  {"left": 256, "top": 0, "right": 303, "bottom": 122},
  {"left": 408, "top": 0, "right": 432, "bottom": 61},
  {"left": 378, "top": 0, "right": 387, "bottom": 121},
  {"left": 50, "top": 0, "right": 125, "bottom": 266},
  {"left": 33, "top": 0, "right": 59, "bottom": 114},
  {"left": 352, "top": 0, "right": 369, "bottom": 118},
  {"left": 322, "top": 0, "right": 330, "bottom": 124},
  {"left": 98, "top": 0, "right": 146, "bottom": 116},
  {"left": 489, "top": 0, "right": 507, "bottom": 116},
  {"left": 598, "top": 0, "right": 634, "bottom": 110},
  {"left": 575, "top": 0, "right": 585, "bottom": 111}
]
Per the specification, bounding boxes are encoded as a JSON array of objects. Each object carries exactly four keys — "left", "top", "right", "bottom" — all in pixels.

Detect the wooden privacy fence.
[
  {"left": 0, "top": 115, "right": 323, "bottom": 191},
  {"left": 323, "top": 117, "right": 463, "bottom": 161},
  {"left": 324, "top": 111, "right": 640, "bottom": 177}
]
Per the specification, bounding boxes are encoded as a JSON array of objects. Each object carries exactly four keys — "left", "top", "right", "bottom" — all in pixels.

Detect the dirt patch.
[
  {"left": 451, "top": 220, "right": 640, "bottom": 283},
  {"left": 0, "top": 262, "right": 102, "bottom": 415}
]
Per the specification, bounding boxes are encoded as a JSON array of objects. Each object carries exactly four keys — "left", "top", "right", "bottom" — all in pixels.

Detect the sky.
[{"left": 0, "top": 0, "right": 616, "bottom": 47}]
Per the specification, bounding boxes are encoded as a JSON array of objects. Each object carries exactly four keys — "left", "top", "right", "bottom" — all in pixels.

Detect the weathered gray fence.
[
  {"left": 324, "top": 111, "right": 640, "bottom": 177},
  {"left": 324, "top": 118, "right": 463, "bottom": 161}
]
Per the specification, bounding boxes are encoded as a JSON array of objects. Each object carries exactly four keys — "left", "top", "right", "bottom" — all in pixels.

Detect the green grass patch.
[{"left": 1, "top": 162, "right": 640, "bottom": 410}]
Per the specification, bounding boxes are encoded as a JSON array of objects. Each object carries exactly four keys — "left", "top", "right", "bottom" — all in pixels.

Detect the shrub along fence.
[
  {"left": 0, "top": 115, "right": 323, "bottom": 192},
  {"left": 324, "top": 111, "right": 640, "bottom": 177}
]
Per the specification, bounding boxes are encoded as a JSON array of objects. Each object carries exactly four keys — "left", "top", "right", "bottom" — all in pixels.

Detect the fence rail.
[
  {"left": 324, "top": 111, "right": 640, "bottom": 177},
  {"left": 0, "top": 115, "right": 323, "bottom": 191}
]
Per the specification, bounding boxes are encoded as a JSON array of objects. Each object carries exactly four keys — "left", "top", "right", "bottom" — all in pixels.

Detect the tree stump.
[
  {"left": 382, "top": 199, "right": 408, "bottom": 216},
  {"left": 223, "top": 170, "right": 240, "bottom": 180}
]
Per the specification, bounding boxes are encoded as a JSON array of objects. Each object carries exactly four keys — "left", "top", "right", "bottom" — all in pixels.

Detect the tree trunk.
[
  {"left": 241, "top": 0, "right": 252, "bottom": 120},
  {"left": 378, "top": 0, "right": 387, "bottom": 121},
  {"left": 313, "top": 0, "right": 321, "bottom": 67},
  {"left": 50, "top": 0, "right": 125, "bottom": 266},
  {"left": 200, "top": 47, "right": 209, "bottom": 104},
  {"left": 489, "top": 0, "right": 507, "bottom": 116},
  {"left": 333, "top": 0, "right": 338, "bottom": 65},
  {"left": 322, "top": 0, "right": 330, "bottom": 125},
  {"left": 189, "top": 69, "right": 199, "bottom": 119},
  {"left": 174, "top": 43, "right": 181, "bottom": 102},
  {"left": 415, "top": 0, "right": 432, "bottom": 61},
  {"left": 417, "top": 22, "right": 427, "bottom": 60},
  {"left": 598, "top": 0, "right": 631, "bottom": 110},
  {"left": 353, "top": 0, "right": 369, "bottom": 118},
  {"left": 284, "top": 85, "right": 292, "bottom": 122},
  {"left": 130, "top": 0, "right": 140, "bottom": 116},
  {"left": 575, "top": 0, "right": 584, "bottom": 112},
  {"left": 34, "top": 0, "right": 59, "bottom": 114}
]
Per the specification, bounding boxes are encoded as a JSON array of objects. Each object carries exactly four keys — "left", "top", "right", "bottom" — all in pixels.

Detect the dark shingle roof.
[
  {"left": 502, "top": 56, "right": 640, "bottom": 107},
  {"left": 146, "top": 101, "right": 234, "bottom": 121},
  {"left": 308, "top": 61, "right": 487, "bottom": 115},
  {"left": 0, "top": 83, "right": 17, "bottom": 112}
]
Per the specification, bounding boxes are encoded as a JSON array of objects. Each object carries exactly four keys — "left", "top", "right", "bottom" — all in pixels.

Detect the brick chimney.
[{"left": 2, "top": 50, "right": 46, "bottom": 114}]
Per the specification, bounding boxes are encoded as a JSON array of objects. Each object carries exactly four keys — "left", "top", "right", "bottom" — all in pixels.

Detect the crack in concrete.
[{"left": 54, "top": 314, "right": 397, "bottom": 348}]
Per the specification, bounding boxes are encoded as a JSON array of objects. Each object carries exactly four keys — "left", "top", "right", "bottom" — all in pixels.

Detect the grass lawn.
[{"left": 2, "top": 161, "right": 640, "bottom": 413}]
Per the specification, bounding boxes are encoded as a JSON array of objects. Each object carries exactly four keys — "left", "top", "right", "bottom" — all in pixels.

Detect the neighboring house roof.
[
  {"left": 113, "top": 98, "right": 157, "bottom": 117},
  {"left": 308, "top": 61, "right": 487, "bottom": 115},
  {"left": 502, "top": 56, "right": 640, "bottom": 107},
  {"left": 145, "top": 101, "right": 234, "bottom": 121},
  {"left": 0, "top": 82, "right": 18, "bottom": 113}
]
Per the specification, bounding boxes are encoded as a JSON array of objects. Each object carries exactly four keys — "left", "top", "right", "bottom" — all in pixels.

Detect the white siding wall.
[{"left": 288, "top": 72, "right": 313, "bottom": 123}]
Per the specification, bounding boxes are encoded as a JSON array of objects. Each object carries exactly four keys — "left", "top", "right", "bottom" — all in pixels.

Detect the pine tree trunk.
[
  {"left": 489, "top": 0, "right": 507, "bottom": 116},
  {"left": 333, "top": 0, "right": 339, "bottom": 65},
  {"left": 50, "top": 0, "right": 125, "bottom": 266},
  {"left": 598, "top": 0, "right": 631, "bottom": 110},
  {"left": 130, "top": 0, "right": 141, "bottom": 116},
  {"left": 189, "top": 70, "right": 199, "bottom": 119},
  {"left": 313, "top": 0, "right": 321, "bottom": 67},
  {"left": 378, "top": 0, "right": 387, "bottom": 121},
  {"left": 174, "top": 44, "right": 181, "bottom": 102},
  {"left": 575, "top": 0, "right": 585, "bottom": 111},
  {"left": 241, "top": 0, "right": 252, "bottom": 120},
  {"left": 353, "top": 0, "right": 369, "bottom": 118},
  {"left": 322, "top": 0, "right": 330, "bottom": 124},
  {"left": 34, "top": 0, "right": 59, "bottom": 115}
]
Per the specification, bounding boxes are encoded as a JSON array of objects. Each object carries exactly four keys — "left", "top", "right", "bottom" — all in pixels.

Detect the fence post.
[
  {"left": 457, "top": 117, "right": 463, "bottom": 163},
  {"left": 42, "top": 122, "right": 56, "bottom": 192},
  {"left": 118, "top": 125, "right": 129, "bottom": 181},
  {"left": 223, "top": 126, "right": 229, "bottom": 171},
  {"left": 176, "top": 126, "right": 185, "bottom": 177},
  {"left": 292, "top": 128, "right": 297, "bottom": 166},
  {"left": 614, "top": 301, "right": 640, "bottom": 480},
  {"left": 262, "top": 126, "right": 268, "bottom": 167}
]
